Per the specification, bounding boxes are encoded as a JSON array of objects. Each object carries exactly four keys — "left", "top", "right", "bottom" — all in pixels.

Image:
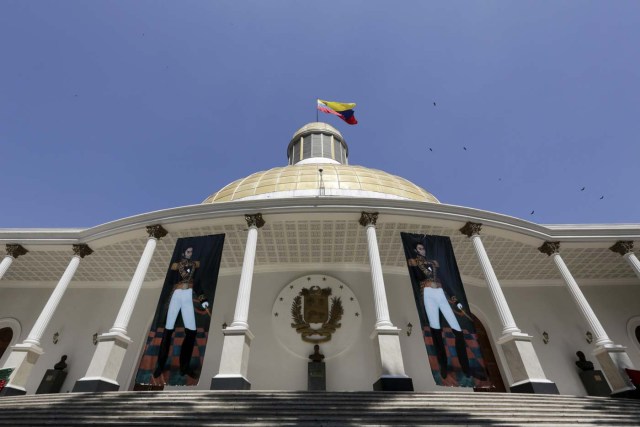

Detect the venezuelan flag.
[{"left": 317, "top": 99, "right": 358, "bottom": 125}]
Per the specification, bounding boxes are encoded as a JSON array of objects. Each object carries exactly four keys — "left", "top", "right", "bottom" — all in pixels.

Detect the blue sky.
[{"left": 1, "top": 1, "right": 639, "bottom": 228}]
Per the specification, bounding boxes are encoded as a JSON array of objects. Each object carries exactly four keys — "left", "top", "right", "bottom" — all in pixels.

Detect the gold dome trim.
[{"left": 202, "top": 164, "right": 439, "bottom": 204}]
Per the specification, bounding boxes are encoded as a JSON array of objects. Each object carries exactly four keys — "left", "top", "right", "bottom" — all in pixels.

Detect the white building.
[{"left": 1, "top": 122, "right": 639, "bottom": 397}]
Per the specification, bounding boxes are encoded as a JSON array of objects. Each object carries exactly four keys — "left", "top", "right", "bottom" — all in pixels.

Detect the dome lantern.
[{"left": 287, "top": 122, "right": 349, "bottom": 166}]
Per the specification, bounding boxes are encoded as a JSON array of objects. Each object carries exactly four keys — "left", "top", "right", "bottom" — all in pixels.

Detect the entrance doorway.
[
  {"left": 471, "top": 314, "right": 506, "bottom": 392},
  {"left": 0, "top": 327, "right": 13, "bottom": 361}
]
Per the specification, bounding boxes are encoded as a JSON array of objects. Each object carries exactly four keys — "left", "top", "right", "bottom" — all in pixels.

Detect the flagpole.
[{"left": 316, "top": 99, "right": 319, "bottom": 122}]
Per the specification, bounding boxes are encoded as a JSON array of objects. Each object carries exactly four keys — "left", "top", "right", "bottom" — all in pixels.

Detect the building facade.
[{"left": 1, "top": 123, "right": 639, "bottom": 396}]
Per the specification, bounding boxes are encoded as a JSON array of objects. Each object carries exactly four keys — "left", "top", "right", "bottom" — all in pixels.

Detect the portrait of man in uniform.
[
  {"left": 135, "top": 234, "right": 224, "bottom": 387},
  {"left": 402, "top": 232, "right": 488, "bottom": 388}
]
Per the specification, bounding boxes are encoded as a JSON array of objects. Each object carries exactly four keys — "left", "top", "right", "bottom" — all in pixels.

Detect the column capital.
[
  {"left": 146, "top": 224, "right": 168, "bottom": 240},
  {"left": 609, "top": 241, "right": 634, "bottom": 256},
  {"left": 538, "top": 241, "right": 560, "bottom": 256},
  {"left": 459, "top": 221, "right": 482, "bottom": 237},
  {"left": 359, "top": 212, "right": 378, "bottom": 227},
  {"left": 6, "top": 244, "right": 28, "bottom": 259},
  {"left": 244, "top": 213, "right": 265, "bottom": 229},
  {"left": 72, "top": 244, "right": 94, "bottom": 258}
]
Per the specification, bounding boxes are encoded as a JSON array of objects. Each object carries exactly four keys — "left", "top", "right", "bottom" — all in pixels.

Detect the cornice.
[{"left": 1, "top": 197, "right": 639, "bottom": 248}]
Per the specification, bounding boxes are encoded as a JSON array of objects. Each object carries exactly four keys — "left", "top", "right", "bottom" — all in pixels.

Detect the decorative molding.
[
  {"left": 538, "top": 241, "right": 560, "bottom": 256},
  {"left": 145, "top": 224, "right": 168, "bottom": 240},
  {"left": 6, "top": 244, "right": 28, "bottom": 259},
  {"left": 609, "top": 241, "right": 634, "bottom": 256},
  {"left": 244, "top": 213, "right": 265, "bottom": 229},
  {"left": 358, "top": 212, "right": 378, "bottom": 227},
  {"left": 72, "top": 244, "right": 94, "bottom": 258},
  {"left": 459, "top": 221, "right": 482, "bottom": 237}
]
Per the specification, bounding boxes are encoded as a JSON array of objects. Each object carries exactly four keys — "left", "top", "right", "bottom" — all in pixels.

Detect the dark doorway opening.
[
  {"left": 0, "top": 327, "right": 13, "bottom": 361},
  {"left": 471, "top": 314, "right": 506, "bottom": 392}
]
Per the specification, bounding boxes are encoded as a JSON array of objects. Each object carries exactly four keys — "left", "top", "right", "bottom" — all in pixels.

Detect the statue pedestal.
[
  {"left": 578, "top": 370, "right": 611, "bottom": 397},
  {"left": 308, "top": 362, "right": 326, "bottom": 391},
  {"left": 36, "top": 370, "right": 67, "bottom": 394}
]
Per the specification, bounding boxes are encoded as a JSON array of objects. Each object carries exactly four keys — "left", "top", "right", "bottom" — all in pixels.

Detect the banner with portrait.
[
  {"left": 135, "top": 234, "right": 224, "bottom": 387},
  {"left": 401, "top": 232, "right": 490, "bottom": 388}
]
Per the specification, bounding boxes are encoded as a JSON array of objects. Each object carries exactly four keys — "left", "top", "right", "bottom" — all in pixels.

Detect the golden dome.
[{"left": 202, "top": 163, "right": 439, "bottom": 204}]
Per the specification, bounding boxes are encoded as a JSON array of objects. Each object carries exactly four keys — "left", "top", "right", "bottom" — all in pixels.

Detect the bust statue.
[
  {"left": 309, "top": 345, "right": 325, "bottom": 363},
  {"left": 575, "top": 351, "right": 594, "bottom": 371},
  {"left": 54, "top": 355, "right": 68, "bottom": 371}
]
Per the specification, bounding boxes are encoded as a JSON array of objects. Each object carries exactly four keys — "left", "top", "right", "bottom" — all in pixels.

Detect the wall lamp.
[
  {"left": 585, "top": 331, "right": 593, "bottom": 344},
  {"left": 222, "top": 322, "right": 228, "bottom": 330},
  {"left": 53, "top": 332, "right": 60, "bottom": 344},
  {"left": 406, "top": 323, "right": 413, "bottom": 337},
  {"left": 542, "top": 331, "right": 550, "bottom": 344}
]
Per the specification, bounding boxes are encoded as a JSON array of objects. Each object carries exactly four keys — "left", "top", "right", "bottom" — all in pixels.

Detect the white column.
[
  {"left": 360, "top": 213, "right": 393, "bottom": 329},
  {"left": 461, "top": 224, "right": 520, "bottom": 336},
  {"left": 1, "top": 244, "right": 92, "bottom": 396},
  {"left": 540, "top": 242, "right": 612, "bottom": 347},
  {"left": 0, "top": 244, "right": 28, "bottom": 281},
  {"left": 624, "top": 253, "right": 640, "bottom": 280},
  {"left": 540, "top": 241, "right": 635, "bottom": 394},
  {"left": 359, "top": 212, "right": 412, "bottom": 391},
  {"left": 460, "top": 222, "right": 556, "bottom": 394},
  {"left": 610, "top": 241, "right": 640, "bottom": 281},
  {"left": 212, "top": 214, "right": 264, "bottom": 390},
  {"left": 25, "top": 245, "right": 92, "bottom": 346},
  {"left": 111, "top": 225, "right": 166, "bottom": 334},
  {"left": 230, "top": 219, "right": 261, "bottom": 329},
  {"left": 73, "top": 225, "right": 167, "bottom": 392}
]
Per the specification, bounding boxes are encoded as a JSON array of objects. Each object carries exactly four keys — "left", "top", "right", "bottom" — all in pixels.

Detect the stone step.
[{"left": 0, "top": 391, "right": 638, "bottom": 426}]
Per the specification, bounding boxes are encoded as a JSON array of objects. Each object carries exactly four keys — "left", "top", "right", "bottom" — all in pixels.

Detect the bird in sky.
[
  {"left": 581, "top": 187, "right": 585, "bottom": 191},
  {"left": 463, "top": 146, "right": 467, "bottom": 151},
  {"left": 433, "top": 102, "right": 436, "bottom": 106},
  {"left": 530, "top": 210, "right": 535, "bottom": 215},
  {"left": 600, "top": 196, "right": 604, "bottom": 200},
  {"left": 428, "top": 148, "right": 433, "bottom": 152}
]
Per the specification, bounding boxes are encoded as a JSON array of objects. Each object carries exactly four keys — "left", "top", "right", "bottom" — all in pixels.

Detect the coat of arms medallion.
[
  {"left": 272, "top": 275, "right": 362, "bottom": 360},
  {"left": 291, "top": 285, "right": 343, "bottom": 343}
]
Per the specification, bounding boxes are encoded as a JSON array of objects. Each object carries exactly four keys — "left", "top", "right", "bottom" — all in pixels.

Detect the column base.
[
  {"left": 497, "top": 332, "right": 556, "bottom": 392},
  {"left": 611, "top": 388, "right": 640, "bottom": 399},
  {"left": 210, "top": 375, "right": 251, "bottom": 390},
  {"left": 0, "top": 385, "right": 27, "bottom": 396},
  {"left": 72, "top": 378, "right": 120, "bottom": 393},
  {"left": 370, "top": 327, "right": 409, "bottom": 378},
  {"left": 594, "top": 344, "right": 636, "bottom": 394},
  {"left": 0, "top": 342, "right": 44, "bottom": 395},
  {"left": 373, "top": 376, "right": 414, "bottom": 391},
  {"left": 213, "top": 327, "right": 254, "bottom": 390},
  {"left": 72, "top": 332, "right": 131, "bottom": 393},
  {"left": 510, "top": 379, "right": 559, "bottom": 394}
]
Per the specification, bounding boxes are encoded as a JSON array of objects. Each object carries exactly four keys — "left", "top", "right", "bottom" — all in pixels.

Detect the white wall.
[{"left": 2, "top": 271, "right": 639, "bottom": 395}]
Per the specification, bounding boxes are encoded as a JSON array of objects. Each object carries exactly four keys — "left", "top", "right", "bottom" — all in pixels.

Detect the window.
[
  {"left": 292, "top": 142, "right": 300, "bottom": 164},
  {"left": 311, "top": 134, "right": 322, "bottom": 157},
  {"left": 302, "top": 136, "right": 312, "bottom": 159},
  {"left": 322, "top": 134, "right": 332, "bottom": 159}
]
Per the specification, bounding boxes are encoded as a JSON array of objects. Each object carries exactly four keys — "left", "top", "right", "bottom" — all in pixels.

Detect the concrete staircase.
[{"left": 0, "top": 391, "right": 639, "bottom": 425}]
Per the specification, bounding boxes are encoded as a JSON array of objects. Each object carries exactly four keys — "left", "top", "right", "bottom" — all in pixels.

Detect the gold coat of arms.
[{"left": 291, "top": 286, "right": 343, "bottom": 343}]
